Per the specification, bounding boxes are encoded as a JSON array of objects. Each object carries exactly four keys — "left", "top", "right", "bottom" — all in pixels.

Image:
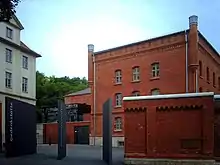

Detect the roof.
[
  {"left": 123, "top": 92, "right": 214, "bottom": 101},
  {"left": 65, "top": 88, "right": 91, "bottom": 97},
  {"left": 12, "top": 15, "right": 24, "bottom": 30},
  {"left": 94, "top": 30, "right": 219, "bottom": 58},
  {"left": 0, "top": 37, "right": 41, "bottom": 57}
]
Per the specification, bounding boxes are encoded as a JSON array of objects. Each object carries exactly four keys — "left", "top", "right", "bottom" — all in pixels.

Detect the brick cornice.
[
  {"left": 156, "top": 105, "right": 203, "bottom": 112},
  {"left": 95, "top": 42, "right": 185, "bottom": 64},
  {"left": 125, "top": 107, "right": 147, "bottom": 113}
]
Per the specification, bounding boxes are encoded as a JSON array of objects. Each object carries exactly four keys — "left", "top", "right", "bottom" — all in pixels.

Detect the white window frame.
[
  {"left": 115, "top": 117, "right": 122, "bottom": 131},
  {"left": 6, "top": 27, "right": 13, "bottom": 39},
  {"left": 22, "top": 77, "right": 28, "bottom": 93},
  {"left": 22, "top": 56, "right": 28, "bottom": 69},
  {"left": 6, "top": 48, "right": 12, "bottom": 63},
  {"left": 5, "top": 72, "right": 12, "bottom": 89},
  {"left": 115, "top": 70, "right": 122, "bottom": 84},
  {"left": 132, "top": 67, "right": 140, "bottom": 81},
  {"left": 132, "top": 91, "right": 140, "bottom": 96},
  {"left": 115, "top": 93, "right": 122, "bottom": 107},
  {"left": 151, "top": 88, "right": 160, "bottom": 95},
  {"left": 152, "top": 63, "right": 160, "bottom": 77}
]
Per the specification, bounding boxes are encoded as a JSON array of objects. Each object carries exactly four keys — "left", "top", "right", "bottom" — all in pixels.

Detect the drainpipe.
[
  {"left": 93, "top": 55, "right": 96, "bottom": 146},
  {"left": 185, "top": 30, "right": 189, "bottom": 93}
]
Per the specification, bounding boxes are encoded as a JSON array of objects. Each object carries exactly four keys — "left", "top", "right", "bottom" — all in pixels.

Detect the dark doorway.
[{"left": 74, "top": 126, "right": 89, "bottom": 145}]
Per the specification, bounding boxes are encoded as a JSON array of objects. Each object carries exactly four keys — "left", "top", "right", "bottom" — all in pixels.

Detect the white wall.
[
  {"left": 0, "top": 18, "right": 37, "bottom": 147},
  {"left": 0, "top": 43, "right": 36, "bottom": 100},
  {"left": 0, "top": 20, "right": 21, "bottom": 45}
]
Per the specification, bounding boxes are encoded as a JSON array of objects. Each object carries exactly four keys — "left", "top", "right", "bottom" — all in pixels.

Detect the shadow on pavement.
[{"left": 0, "top": 144, "right": 124, "bottom": 165}]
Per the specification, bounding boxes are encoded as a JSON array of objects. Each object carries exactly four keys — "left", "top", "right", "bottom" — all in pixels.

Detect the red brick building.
[
  {"left": 64, "top": 15, "right": 220, "bottom": 147},
  {"left": 123, "top": 92, "right": 220, "bottom": 164}
]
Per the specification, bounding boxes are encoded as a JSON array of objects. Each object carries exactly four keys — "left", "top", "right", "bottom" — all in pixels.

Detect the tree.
[
  {"left": 0, "top": 0, "right": 20, "bottom": 22},
  {"left": 36, "top": 71, "right": 88, "bottom": 123}
]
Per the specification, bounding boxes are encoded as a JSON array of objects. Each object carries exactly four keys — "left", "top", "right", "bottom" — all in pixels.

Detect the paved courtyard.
[{"left": 0, "top": 144, "right": 124, "bottom": 165}]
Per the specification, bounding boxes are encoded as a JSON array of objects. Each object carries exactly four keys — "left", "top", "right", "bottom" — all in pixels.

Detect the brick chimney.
[
  {"left": 188, "top": 15, "right": 199, "bottom": 92},
  {"left": 88, "top": 44, "right": 94, "bottom": 87}
]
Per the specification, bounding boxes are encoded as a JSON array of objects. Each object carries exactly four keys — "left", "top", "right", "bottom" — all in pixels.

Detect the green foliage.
[
  {"left": 0, "top": 0, "right": 20, "bottom": 22},
  {"left": 36, "top": 71, "right": 88, "bottom": 109}
]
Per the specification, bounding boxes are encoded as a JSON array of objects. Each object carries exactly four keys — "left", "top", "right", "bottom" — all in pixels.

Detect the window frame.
[
  {"left": 132, "top": 66, "right": 140, "bottom": 81},
  {"left": 5, "top": 71, "right": 12, "bottom": 89},
  {"left": 5, "top": 48, "right": 12, "bottom": 63},
  {"left": 6, "top": 27, "right": 13, "bottom": 39},
  {"left": 151, "top": 62, "right": 160, "bottom": 77},
  {"left": 22, "top": 77, "right": 28, "bottom": 93},
  {"left": 115, "top": 70, "right": 122, "bottom": 84},
  {"left": 115, "top": 93, "right": 122, "bottom": 107},
  {"left": 132, "top": 91, "right": 140, "bottom": 96},
  {"left": 115, "top": 117, "right": 122, "bottom": 131},
  {"left": 22, "top": 56, "right": 28, "bottom": 69},
  {"left": 151, "top": 88, "right": 160, "bottom": 95}
]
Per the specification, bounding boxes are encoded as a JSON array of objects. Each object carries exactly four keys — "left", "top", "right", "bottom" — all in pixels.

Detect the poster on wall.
[
  {"left": 5, "top": 97, "right": 36, "bottom": 157},
  {"left": 57, "top": 100, "right": 67, "bottom": 160}
]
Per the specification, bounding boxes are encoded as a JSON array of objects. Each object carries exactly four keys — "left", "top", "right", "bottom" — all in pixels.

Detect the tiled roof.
[{"left": 65, "top": 88, "right": 91, "bottom": 97}]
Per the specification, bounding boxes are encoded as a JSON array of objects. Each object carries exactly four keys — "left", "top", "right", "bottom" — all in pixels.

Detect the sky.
[{"left": 15, "top": 0, "right": 220, "bottom": 78}]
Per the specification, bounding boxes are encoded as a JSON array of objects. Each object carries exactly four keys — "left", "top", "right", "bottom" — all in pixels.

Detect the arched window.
[
  {"left": 115, "top": 93, "right": 122, "bottom": 107},
  {"left": 114, "top": 117, "right": 122, "bottom": 131},
  {"left": 115, "top": 70, "right": 122, "bottom": 84},
  {"left": 151, "top": 62, "right": 160, "bottom": 77},
  {"left": 132, "top": 91, "right": 140, "bottom": 96},
  {"left": 132, "top": 66, "right": 140, "bottom": 81},
  {"left": 151, "top": 88, "right": 160, "bottom": 95}
]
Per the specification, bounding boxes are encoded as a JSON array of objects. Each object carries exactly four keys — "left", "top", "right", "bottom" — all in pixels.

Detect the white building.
[{"left": 0, "top": 15, "right": 41, "bottom": 147}]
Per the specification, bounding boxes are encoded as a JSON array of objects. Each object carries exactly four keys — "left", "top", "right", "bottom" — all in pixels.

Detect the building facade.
[
  {"left": 0, "top": 15, "right": 41, "bottom": 149},
  {"left": 65, "top": 15, "right": 220, "bottom": 147}
]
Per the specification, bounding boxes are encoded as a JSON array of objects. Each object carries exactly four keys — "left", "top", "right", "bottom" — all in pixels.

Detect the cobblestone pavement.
[{"left": 0, "top": 144, "right": 124, "bottom": 165}]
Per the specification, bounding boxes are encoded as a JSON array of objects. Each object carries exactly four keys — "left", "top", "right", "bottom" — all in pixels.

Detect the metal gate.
[{"left": 74, "top": 126, "right": 89, "bottom": 144}]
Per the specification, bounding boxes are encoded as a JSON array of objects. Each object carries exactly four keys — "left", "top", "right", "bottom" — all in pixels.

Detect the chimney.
[
  {"left": 188, "top": 15, "right": 199, "bottom": 93},
  {"left": 189, "top": 15, "right": 198, "bottom": 29},
  {"left": 88, "top": 44, "right": 94, "bottom": 53},
  {"left": 88, "top": 44, "right": 94, "bottom": 87}
]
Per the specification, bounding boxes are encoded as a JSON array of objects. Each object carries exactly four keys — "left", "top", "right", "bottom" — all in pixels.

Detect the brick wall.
[
  {"left": 43, "top": 122, "right": 90, "bottom": 144},
  {"left": 123, "top": 94, "right": 215, "bottom": 160}
]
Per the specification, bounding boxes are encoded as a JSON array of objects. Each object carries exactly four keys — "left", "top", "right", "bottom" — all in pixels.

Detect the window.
[
  {"left": 151, "top": 88, "right": 160, "bottom": 95},
  {"left": 132, "top": 91, "right": 140, "bottom": 96},
  {"left": 115, "top": 93, "right": 122, "bottom": 107},
  {"left": 132, "top": 66, "right": 140, "bottom": 81},
  {"left": 213, "top": 72, "right": 216, "bottom": 86},
  {"left": 5, "top": 48, "right": 12, "bottom": 63},
  {"left": 22, "top": 56, "right": 28, "bottom": 69},
  {"left": 6, "top": 27, "right": 13, "bottom": 39},
  {"left": 207, "top": 67, "right": 209, "bottom": 81},
  {"left": 22, "top": 77, "right": 28, "bottom": 93},
  {"left": 199, "top": 61, "right": 202, "bottom": 76},
  {"left": 114, "top": 117, "right": 122, "bottom": 131},
  {"left": 115, "top": 70, "right": 122, "bottom": 84},
  {"left": 152, "top": 63, "right": 160, "bottom": 77},
  {"left": 5, "top": 72, "right": 12, "bottom": 89}
]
